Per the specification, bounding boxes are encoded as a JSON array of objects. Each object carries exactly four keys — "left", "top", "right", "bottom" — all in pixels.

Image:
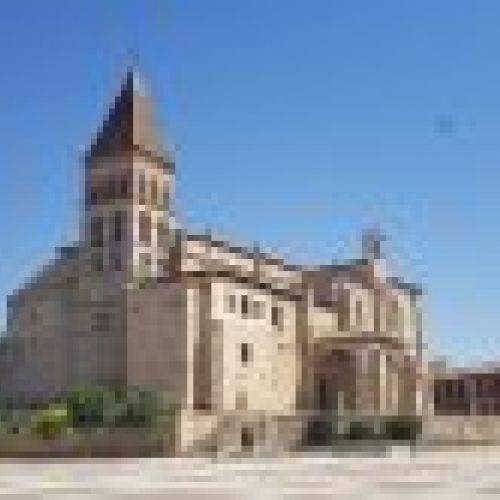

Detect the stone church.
[{"left": 0, "top": 70, "right": 424, "bottom": 454}]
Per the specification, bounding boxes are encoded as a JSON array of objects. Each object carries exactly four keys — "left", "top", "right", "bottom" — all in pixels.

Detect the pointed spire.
[{"left": 87, "top": 68, "right": 169, "bottom": 162}]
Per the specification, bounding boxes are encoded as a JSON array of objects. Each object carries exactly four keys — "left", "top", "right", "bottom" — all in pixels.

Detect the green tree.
[{"left": 65, "top": 385, "right": 117, "bottom": 429}]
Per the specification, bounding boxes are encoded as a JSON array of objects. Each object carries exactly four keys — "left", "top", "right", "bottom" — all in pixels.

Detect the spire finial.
[
  {"left": 123, "top": 49, "right": 148, "bottom": 97},
  {"left": 126, "top": 48, "right": 141, "bottom": 73},
  {"left": 361, "top": 226, "right": 386, "bottom": 261}
]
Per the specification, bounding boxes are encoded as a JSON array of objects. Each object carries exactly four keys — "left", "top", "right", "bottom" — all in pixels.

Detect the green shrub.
[
  {"left": 64, "top": 385, "right": 167, "bottom": 431},
  {"left": 65, "top": 385, "right": 117, "bottom": 429},
  {"left": 114, "top": 388, "right": 162, "bottom": 429},
  {"left": 31, "top": 405, "right": 69, "bottom": 440}
]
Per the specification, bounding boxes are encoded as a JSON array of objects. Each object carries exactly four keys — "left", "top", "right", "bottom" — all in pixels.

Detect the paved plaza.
[{"left": 1, "top": 448, "right": 500, "bottom": 498}]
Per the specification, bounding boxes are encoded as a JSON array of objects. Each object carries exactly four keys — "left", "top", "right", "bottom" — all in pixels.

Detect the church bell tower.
[{"left": 83, "top": 69, "right": 176, "bottom": 285}]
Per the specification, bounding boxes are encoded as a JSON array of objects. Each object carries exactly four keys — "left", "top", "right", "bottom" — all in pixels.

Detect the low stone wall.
[
  {"left": 423, "top": 416, "right": 500, "bottom": 445},
  {"left": 0, "top": 429, "right": 174, "bottom": 458}
]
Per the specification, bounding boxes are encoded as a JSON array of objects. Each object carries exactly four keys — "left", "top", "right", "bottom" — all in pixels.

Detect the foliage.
[
  {"left": 65, "top": 385, "right": 117, "bottom": 429},
  {"left": 64, "top": 385, "right": 168, "bottom": 431},
  {"left": 30, "top": 404, "right": 69, "bottom": 440},
  {"left": 113, "top": 388, "right": 163, "bottom": 429}
]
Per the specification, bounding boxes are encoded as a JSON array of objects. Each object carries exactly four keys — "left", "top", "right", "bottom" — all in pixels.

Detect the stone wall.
[{"left": 423, "top": 415, "right": 500, "bottom": 445}]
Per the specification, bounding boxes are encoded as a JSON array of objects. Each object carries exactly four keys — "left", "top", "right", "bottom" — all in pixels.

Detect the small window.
[
  {"left": 355, "top": 299, "right": 364, "bottom": 328},
  {"left": 387, "top": 300, "right": 400, "bottom": 332},
  {"left": 456, "top": 379, "right": 466, "bottom": 399},
  {"left": 271, "top": 305, "right": 283, "bottom": 330},
  {"left": 91, "top": 252, "right": 104, "bottom": 273},
  {"left": 444, "top": 379, "right": 455, "bottom": 399},
  {"left": 120, "top": 177, "right": 129, "bottom": 197},
  {"left": 163, "top": 191, "right": 170, "bottom": 211},
  {"left": 90, "top": 216, "right": 103, "bottom": 247},
  {"left": 89, "top": 189, "right": 98, "bottom": 205},
  {"left": 112, "top": 211, "right": 124, "bottom": 242},
  {"left": 318, "top": 376, "right": 328, "bottom": 410},
  {"left": 157, "top": 220, "right": 170, "bottom": 248},
  {"left": 138, "top": 252, "right": 152, "bottom": 273},
  {"left": 240, "top": 343, "right": 250, "bottom": 364},
  {"left": 138, "top": 211, "right": 151, "bottom": 244},
  {"left": 92, "top": 312, "right": 110, "bottom": 333},
  {"left": 106, "top": 177, "right": 116, "bottom": 200},
  {"left": 252, "top": 300, "right": 264, "bottom": 319},
  {"left": 30, "top": 306, "right": 38, "bottom": 322},
  {"left": 150, "top": 177, "right": 158, "bottom": 205},
  {"left": 241, "top": 426, "right": 254, "bottom": 449},
  {"left": 111, "top": 253, "right": 122, "bottom": 272},
  {"left": 241, "top": 295, "right": 249, "bottom": 317},
  {"left": 476, "top": 378, "right": 487, "bottom": 398},
  {"left": 138, "top": 173, "right": 147, "bottom": 204},
  {"left": 158, "top": 258, "right": 169, "bottom": 276},
  {"left": 228, "top": 294, "right": 237, "bottom": 314},
  {"left": 236, "top": 392, "right": 247, "bottom": 411}
]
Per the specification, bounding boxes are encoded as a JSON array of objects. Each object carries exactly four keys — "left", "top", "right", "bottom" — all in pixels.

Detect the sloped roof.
[{"left": 87, "top": 69, "right": 170, "bottom": 163}]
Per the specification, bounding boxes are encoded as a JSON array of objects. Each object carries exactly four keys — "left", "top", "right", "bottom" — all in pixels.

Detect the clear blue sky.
[{"left": 0, "top": 0, "right": 499, "bottom": 366}]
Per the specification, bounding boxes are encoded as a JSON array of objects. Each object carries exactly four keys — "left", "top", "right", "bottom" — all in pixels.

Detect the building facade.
[{"left": 0, "top": 71, "right": 424, "bottom": 454}]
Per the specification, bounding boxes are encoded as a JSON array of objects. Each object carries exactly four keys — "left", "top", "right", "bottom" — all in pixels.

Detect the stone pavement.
[{"left": 1, "top": 447, "right": 500, "bottom": 498}]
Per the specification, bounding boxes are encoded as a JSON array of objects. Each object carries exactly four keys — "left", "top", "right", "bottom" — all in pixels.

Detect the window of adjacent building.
[
  {"left": 445, "top": 379, "right": 455, "bottom": 399},
  {"left": 90, "top": 216, "right": 104, "bottom": 247},
  {"left": 112, "top": 211, "right": 124, "bottom": 242},
  {"left": 476, "top": 378, "right": 487, "bottom": 398},
  {"left": 456, "top": 379, "right": 466, "bottom": 399},
  {"left": 138, "top": 211, "right": 151, "bottom": 244},
  {"left": 240, "top": 342, "right": 251, "bottom": 365}
]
